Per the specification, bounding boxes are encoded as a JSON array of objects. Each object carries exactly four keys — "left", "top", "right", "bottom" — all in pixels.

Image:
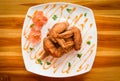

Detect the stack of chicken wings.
[{"left": 43, "top": 22, "right": 82, "bottom": 57}]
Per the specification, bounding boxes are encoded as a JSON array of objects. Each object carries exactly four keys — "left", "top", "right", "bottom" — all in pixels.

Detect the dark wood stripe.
[
  {"left": 0, "top": 17, "right": 24, "bottom": 29},
  {"left": 0, "top": 56, "right": 24, "bottom": 70},
  {"left": 0, "top": 46, "right": 21, "bottom": 52},
  {"left": 98, "top": 34, "right": 120, "bottom": 48},
  {"left": 0, "top": 38, "right": 21, "bottom": 46},
  {"left": 20, "top": 1, "right": 120, "bottom": 10},
  {"left": 75, "top": 1, "right": 120, "bottom": 10},
  {"left": 93, "top": 56, "right": 120, "bottom": 68},
  {"left": 95, "top": 16, "right": 120, "bottom": 31}
]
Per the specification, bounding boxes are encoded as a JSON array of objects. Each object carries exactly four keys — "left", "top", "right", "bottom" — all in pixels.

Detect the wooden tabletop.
[{"left": 0, "top": 0, "right": 120, "bottom": 81}]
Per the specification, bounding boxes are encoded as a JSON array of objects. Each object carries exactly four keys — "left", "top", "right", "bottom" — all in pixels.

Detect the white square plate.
[{"left": 22, "top": 2, "right": 97, "bottom": 78}]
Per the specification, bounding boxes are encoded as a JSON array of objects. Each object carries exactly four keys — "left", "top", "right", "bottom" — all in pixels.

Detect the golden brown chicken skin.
[
  {"left": 43, "top": 37, "right": 64, "bottom": 57},
  {"left": 70, "top": 26, "right": 82, "bottom": 50},
  {"left": 43, "top": 22, "right": 82, "bottom": 58},
  {"left": 48, "top": 22, "right": 69, "bottom": 42},
  {"left": 58, "top": 30, "right": 73, "bottom": 38}
]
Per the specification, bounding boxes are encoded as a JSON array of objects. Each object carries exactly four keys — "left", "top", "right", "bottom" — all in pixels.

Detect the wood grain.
[{"left": 0, "top": 0, "right": 120, "bottom": 81}]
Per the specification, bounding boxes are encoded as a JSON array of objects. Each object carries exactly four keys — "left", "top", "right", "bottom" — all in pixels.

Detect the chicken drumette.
[{"left": 43, "top": 22, "right": 82, "bottom": 58}]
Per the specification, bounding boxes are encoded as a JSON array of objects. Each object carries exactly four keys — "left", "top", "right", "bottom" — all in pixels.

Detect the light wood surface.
[{"left": 0, "top": 0, "right": 120, "bottom": 81}]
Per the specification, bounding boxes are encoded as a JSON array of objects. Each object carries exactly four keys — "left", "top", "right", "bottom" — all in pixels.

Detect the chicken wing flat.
[
  {"left": 70, "top": 26, "right": 82, "bottom": 50},
  {"left": 43, "top": 37, "right": 64, "bottom": 57},
  {"left": 43, "top": 22, "right": 82, "bottom": 58},
  {"left": 58, "top": 30, "right": 73, "bottom": 38},
  {"left": 55, "top": 38, "right": 66, "bottom": 48},
  {"left": 49, "top": 22, "right": 69, "bottom": 42}
]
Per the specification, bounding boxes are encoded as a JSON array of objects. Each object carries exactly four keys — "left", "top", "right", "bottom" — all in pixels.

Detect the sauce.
[
  {"left": 90, "top": 23, "right": 93, "bottom": 28},
  {"left": 62, "top": 58, "right": 76, "bottom": 74},
  {"left": 66, "top": 15, "right": 70, "bottom": 22},
  {"left": 62, "top": 67, "right": 71, "bottom": 74},
  {"left": 30, "top": 50, "right": 45, "bottom": 60},
  {"left": 53, "top": 54, "right": 69, "bottom": 73},
  {"left": 83, "top": 23, "right": 93, "bottom": 39},
  {"left": 66, "top": 7, "right": 76, "bottom": 22},
  {"left": 48, "top": 4, "right": 69, "bottom": 18},
  {"left": 77, "top": 44, "right": 94, "bottom": 72},
  {"left": 43, "top": 57, "right": 57, "bottom": 70},
  {"left": 85, "top": 64, "right": 89, "bottom": 70},
  {"left": 43, "top": 4, "right": 49, "bottom": 10},
  {"left": 46, "top": 4, "right": 56, "bottom": 15},
  {"left": 80, "top": 18, "right": 88, "bottom": 30},
  {"left": 74, "top": 14, "right": 83, "bottom": 25},
  {"left": 60, "top": 4, "right": 69, "bottom": 16},
  {"left": 62, "top": 38, "right": 93, "bottom": 73},
  {"left": 23, "top": 41, "right": 30, "bottom": 50},
  {"left": 84, "top": 18, "right": 88, "bottom": 23}
]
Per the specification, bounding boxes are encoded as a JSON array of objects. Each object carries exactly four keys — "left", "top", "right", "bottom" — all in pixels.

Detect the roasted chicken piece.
[
  {"left": 43, "top": 37, "right": 63, "bottom": 57},
  {"left": 43, "top": 37, "right": 73, "bottom": 57},
  {"left": 48, "top": 22, "right": 69, "bottom": 43},
  {"left": 58, "top": 30, "right": 73, "bottom": 38},
  {"left": 70, "top": 26, "right": 82, "bottom": 50},
  {"left": 57, "top": 26, "right": 82, "bottom": 50},
  {"left": 43, "top": 22, "right": 82, "bottom": 58}
]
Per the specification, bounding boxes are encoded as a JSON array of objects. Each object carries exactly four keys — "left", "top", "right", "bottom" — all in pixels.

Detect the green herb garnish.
[
  {"left": 77, "top": 54, "right": 82, "bottom": 58},
  {"left": 66, "top": 8, "right": 72, "bottom": 13},
  {"left": 30, "top": 23, "right": 34, "bottom": 28},
  {"left": 52, "top": 15, "right": 58, "bottom": 20},
  {"left": 46, "top": 62, "right": 51, "bottom": 65},
  {"left": 37, "top": 59, "right": 43, "bottom": 65},
  {"left": 84, "top": 13, "right": 87, "bottom": 17},
  {"left": 87, "top": 41, "right": 91, "bottom": 45},
  {"left": 29, "top": 47, "right": 34, "bottom": 51},
  {"left": 68, "top": 62, "right": 71, "bottom": 68}
]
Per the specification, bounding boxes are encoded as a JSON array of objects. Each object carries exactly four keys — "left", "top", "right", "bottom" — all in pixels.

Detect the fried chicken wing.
[
  {"left": 55, "top": 38, "right": 66, "bottom": 48},
  {"left": 49, "top": 22, "right": 69, "bottom": 42},
  {"left": 56, "top": 37, "right": 74, "bottom": 49},
  {"left": 70, "top": 26, "right": 82, "bottom": 50},
  {"left": 43, "top": 37, "right": 64, "bottom": 57},
  {"left": 43, "top": 22, "right": 82, "bottom": 58},
  {"left": 58, "top": 30, "right": 73, "bottom": 38}
]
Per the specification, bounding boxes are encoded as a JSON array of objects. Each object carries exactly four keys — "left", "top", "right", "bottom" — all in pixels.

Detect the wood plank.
[
  {"left": 0, "top": 0, "right": 120, "bottom": 15},
  {"left": 0, "top": 67, "right": 120, "bottom": 81},
  {"left": 0, "top": 0, "right": 120, "bottom": 81}
]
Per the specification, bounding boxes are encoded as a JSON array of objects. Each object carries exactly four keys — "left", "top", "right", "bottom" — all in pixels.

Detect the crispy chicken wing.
[
  {"left": 70, "top": 26, "right": 82, "bottom": 50},
  {"left": 49, "top": 22, "right": 69, "bottom": 42},
  {"left": 43, "top": 37, "right": 64, "bottom": 57},
  {"left": 43, "top": 22, "right": 82, "bottom": 58}
]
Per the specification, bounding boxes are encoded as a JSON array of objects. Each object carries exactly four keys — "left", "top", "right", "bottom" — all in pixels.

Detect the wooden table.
[{"left": 0, "top": 0, "right": 120, "bottom": 81}]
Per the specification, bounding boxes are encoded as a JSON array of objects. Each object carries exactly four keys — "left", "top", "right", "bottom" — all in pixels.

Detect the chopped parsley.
[
  {"left": 68, "top": 62, "right": 71, "bottom": 68},
  {"left": 29, "top": 47, "right": 34, "bottom": 51},
  {"left": 37, "top": 59, "right": 43, "bottom": 65},
  {"left": 30, "top": 23, "right": 34, "bottom": 28},
  {"left": 77, "top": 54, "right": 82, "bottom": 58},
  {"left": 84, "top": 13, "right": 87, "bottom": 17},
  {"left": 52, "top": 15, "right": 58, "bottom": 20},
  {"left": 87, "top": 41, "right": 91, "bottom": 45},
  {"left": 46, "top": 62, "right": 51, "bottom": 65},
  {"left": 66, "top": 8, "right": 72, "bottom": 13}
]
